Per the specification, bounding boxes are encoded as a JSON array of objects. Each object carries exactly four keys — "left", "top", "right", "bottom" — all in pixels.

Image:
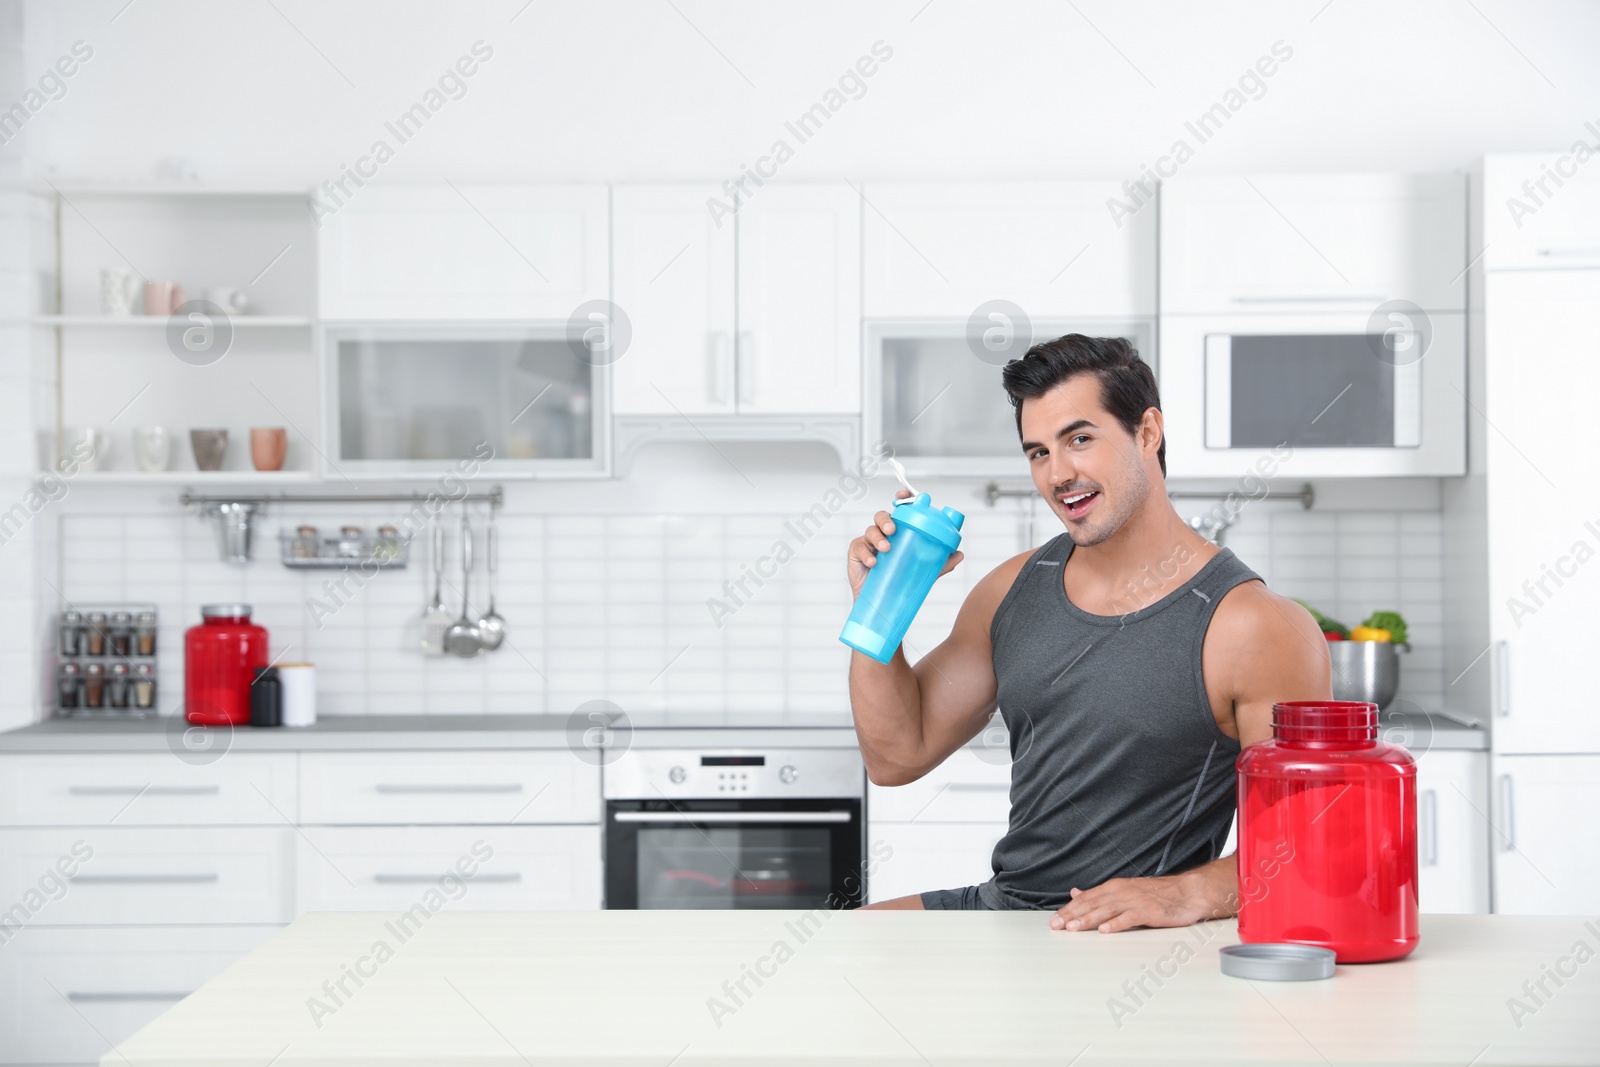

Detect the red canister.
[
  {"left": 184, "top": 604, "right": 269, "bottom": 726},
  {"left": 1236, "top": 700, "right": 1419, "bottom": 963}
]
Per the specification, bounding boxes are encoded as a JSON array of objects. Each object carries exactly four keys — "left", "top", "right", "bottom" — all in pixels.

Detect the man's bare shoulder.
[
  {"left": 954, "top": 545, "right": 1046, "bottom": 631},
  {"left": 1208, "top": 579, "right": 1329, "bottom": 669}
]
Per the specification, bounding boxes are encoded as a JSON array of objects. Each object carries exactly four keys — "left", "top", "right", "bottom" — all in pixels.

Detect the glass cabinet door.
[
  {"left": 867, "top": 320, "right": 1154, "bottom": 477},
  {"left": 325, "top": 325, "right": 606, "bottom": 476}
]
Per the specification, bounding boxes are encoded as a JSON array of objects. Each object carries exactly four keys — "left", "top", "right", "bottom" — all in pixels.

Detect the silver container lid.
[
  {"left": 200, "top": 603, "right": 253, "bottom": 618},
  {"left": 1219, "top": 943, "right": 1336, "bottom": 981}
]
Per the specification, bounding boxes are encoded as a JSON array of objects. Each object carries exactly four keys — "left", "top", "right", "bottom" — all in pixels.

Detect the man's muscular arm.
[{"left": 1050, "top": 582, "right": 1331, "bottom": 932}]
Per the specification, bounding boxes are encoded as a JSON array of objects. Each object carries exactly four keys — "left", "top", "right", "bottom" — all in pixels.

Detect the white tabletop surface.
[{"left": 109, "top": 911, "right": 1599, "bottom": 1066}]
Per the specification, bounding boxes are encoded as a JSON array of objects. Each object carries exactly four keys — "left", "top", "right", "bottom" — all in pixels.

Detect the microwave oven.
[{"left": 1159, "top": 311, "right": 1466, "bottom": 478}]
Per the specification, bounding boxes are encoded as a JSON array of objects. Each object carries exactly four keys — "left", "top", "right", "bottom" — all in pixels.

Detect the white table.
[{"left": 109, "top": 911, "right": 1599, "bottom": 1066}]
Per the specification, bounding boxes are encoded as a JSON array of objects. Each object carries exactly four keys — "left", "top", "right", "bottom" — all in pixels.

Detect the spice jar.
[
  {"left": 109, "top": 611, "right": 133, "bottom": 658},
  {"left": 136, "top": 612, "right": 158, "bottom": 656},
  {"left": 83, "top": 662, "right": 105, "bottom": 708},
  {"left": 59, "top": 610, "right": 85, "bottom": 657},
  {"left": 107, "top": 662, "right": 130, "bottom": 708},
  {"left": 86, "top": 612, "right": 108, "bottom": 656},
  {"left": 294, "top": 525, "right": 320, "bottom": 559},
  {"left": 337, "top": 525, "right": 364, "bottom": 558},
  {"left": 133, "top": 663, "right": 156, "bottom": 710},
  {"left": 184, "top": 604, "right": 268, "bottom": 726},
  {"left": 375, "top": 524, "right": 401, "bottom": 561},
  {"left": 57, "top": 662, "right": 81, "bottom": 710}
]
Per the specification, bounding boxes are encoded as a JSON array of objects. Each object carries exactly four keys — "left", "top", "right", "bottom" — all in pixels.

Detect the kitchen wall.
[{"left": 51, "top": 449, "right": 1446, "bottom": 722}]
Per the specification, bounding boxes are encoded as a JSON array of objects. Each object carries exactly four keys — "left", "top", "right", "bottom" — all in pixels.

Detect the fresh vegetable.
[
  {"left": 1361, "top": 610, "right": 1408, "bottom": 645},
  {"left": 1294, "top": 599, "right": 1350, "bottom": 639},
  {"left": 1350, "top": 625, "right": 1392, "bottom": 643},
  {"left": 1323, "top": 631, "right": 1345, "bottom": 642}
]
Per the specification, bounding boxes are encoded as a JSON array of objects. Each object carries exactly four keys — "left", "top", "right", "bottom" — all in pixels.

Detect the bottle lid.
[
  {"left": 890, "top": 493, "right": 966, "bottom": 552},
  {"left": 1219, "top": 943, "right": 1336, "bottom": 981},
  {"left": 201, "top": 603, "right": 253, "bottom": 618}
]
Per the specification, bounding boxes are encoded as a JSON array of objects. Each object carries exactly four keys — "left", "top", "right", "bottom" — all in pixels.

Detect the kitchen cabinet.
[
  {"left": 610, "top": 184, "right": 736, "bottom": 416},
  {"left": 317, "top": 185, "right": 609, "bottom": 319},
  {"left": 861, "top": 182, "right": 1156, "bottom": 319},
  {"left": 1482, "top": 268, "right": 1600, "bottom": 754},
  {"left": 1491, "top": 754, "right": 1600, "bottom": 915},
  {"left": 1414, "top": 750, "right": 1490, "bottom": 914},
  {"left": 613, "top": 182, "right": 859, "bottom": 417},
  {"left": 1480, "top": 153, "right": 1600, "bottom": 270},
  {"left": 866, "top": 746, "right": 1010, "bottom": 904},
  {"left": 0, "top": 752, "right": 297, "bottom": 826},
  {"left": 0, "top": 925, "right": 279, "bottom": 1065},
  {"left": 298, "top": 749, "right": 600, "bottom": 824},
  {"left": 1161, "top": 174, "right": 1467, "bottom": 313}
]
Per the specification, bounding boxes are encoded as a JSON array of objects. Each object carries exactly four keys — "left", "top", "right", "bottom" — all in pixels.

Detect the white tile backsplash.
[{"left": 48, "top": 489, "right": 1447, "bottom": 721}]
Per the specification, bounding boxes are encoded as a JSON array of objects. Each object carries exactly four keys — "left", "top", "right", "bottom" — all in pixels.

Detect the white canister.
[{"left": 277, "top": 663, "right": 316, "bottom": 727}]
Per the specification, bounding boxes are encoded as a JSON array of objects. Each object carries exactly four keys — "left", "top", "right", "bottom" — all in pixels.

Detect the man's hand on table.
[{"left": 1049, "top": 859, "right": 1238, "bottom": 933}]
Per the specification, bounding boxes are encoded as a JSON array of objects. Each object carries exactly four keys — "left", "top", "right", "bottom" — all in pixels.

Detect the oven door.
[
  {"left": 1160, "top": 312, "right": 1465, "bottom": 478},
  {"left": 605, "top": 798, "right": 864, "bottom": 910}
]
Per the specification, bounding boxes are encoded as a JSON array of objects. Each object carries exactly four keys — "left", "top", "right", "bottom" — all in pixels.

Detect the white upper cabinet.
[
  {"left": 1161, "top": 174, "right": 1467, "bottom": 313},
  {"left": 611, "top": 185, "right": 736, "bottom": 416},
  {"left": 1484, "top": 269, "right": 1600, "bottom": 754},
  {"left": 317, "top": 185, "right": 608, "bottom": 319},
  {"left": 862, "top": 182, "right": 1156, "bottom": 319},
  {"left": 1481, "top": 153, "right": 1600, "bottom": 270},
  {"left": 737, "top": 183, "right": 862, "bottom": 414}
]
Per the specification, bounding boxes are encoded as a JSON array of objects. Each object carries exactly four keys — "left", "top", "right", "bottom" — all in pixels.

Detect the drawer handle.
[
  {"left": 373, "top": 784, "right": 524, "bottom": 795},
  {"left": 68, "top": 785, "right": 220, "bottom": 796},
  {"left": 68, "top": 991, "right": 190, "bottom": 1003},
  {"left": 1420, "top": 788, "right": 1438, "bottom": 867},
  {"left": 945, "top": 782, "right": 1009, "bottom": 792},
  {"left": 1231, "top": 295, "right": 1387, "bottom": 304},
  {"left": 373, "top": 872, "right": 522, "bottom": 885},
  {"left": 71, "top": 873, "right": 220, "bottom": 885}
]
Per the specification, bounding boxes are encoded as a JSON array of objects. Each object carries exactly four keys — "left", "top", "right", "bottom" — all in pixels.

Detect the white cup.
[
  {"left": 203, "top": 287, "right": 249, "bottom": 314},
  {"left": 63, "top": 426, "right": 109, "bottom": 472},
  {"left": 278, "top": 664, "right": 316, "bottom": 727},
  {"left": 100, "top": 269, "right": 138, "bottom": 316},
  {"left": 133, "top": 426, "right": 172, "bottom": 472}
]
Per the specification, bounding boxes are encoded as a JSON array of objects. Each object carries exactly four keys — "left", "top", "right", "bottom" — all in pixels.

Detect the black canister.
[{"left": 249, "top": 666, "right": 282, "bottom": 727}]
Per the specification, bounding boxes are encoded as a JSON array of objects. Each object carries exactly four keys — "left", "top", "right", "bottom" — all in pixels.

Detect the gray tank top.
[{"left": 978, "top": 533, "right": 1262, "bottom": 911}]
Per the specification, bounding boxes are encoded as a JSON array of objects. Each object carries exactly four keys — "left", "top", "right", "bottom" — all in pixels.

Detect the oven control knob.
[
  {"left": 779, "top": 764, "right": 799, "bottom": 784},
  {"left": 668, "top": 765, "right": 687, "bottom": 785}
]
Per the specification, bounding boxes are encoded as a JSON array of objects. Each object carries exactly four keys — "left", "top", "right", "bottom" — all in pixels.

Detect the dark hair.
[{"left": 1000, "top": 334, "right": 1165, "bottom": 476}]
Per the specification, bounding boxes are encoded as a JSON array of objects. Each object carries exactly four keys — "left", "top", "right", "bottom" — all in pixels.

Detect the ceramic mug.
[
  {"left": 132, "top": 426, "right": 172, "bottom": 472},
  {"left": 63, "top": 426, "right": 109, "bottom": 472},
  {"left": 204, "top": 287, "right": 249, "bottom": 314},
  {"left": 100, "top": 269, "right": 139, "bottom": 316},
  {"left": 143, "top": 281, "right": 185, "bottom": 316},
  {"left": 250, "top": 427, "right": 287, "bottom": 472},
  {"left": 190, "top": 428, "right": 228, "bottom": 471}
]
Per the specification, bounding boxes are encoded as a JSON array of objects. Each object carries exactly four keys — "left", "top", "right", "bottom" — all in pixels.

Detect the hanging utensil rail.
[{"left": 178, "top": 487, "right": 504, "bottom": 509}]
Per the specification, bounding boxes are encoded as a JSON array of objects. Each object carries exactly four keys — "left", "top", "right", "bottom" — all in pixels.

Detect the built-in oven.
[
  {"left": 604, "top": 748, "right": 865, "bottom": 910},
  {"left": 1159, "top": 311, "right": 1466, "bottom": 478}
]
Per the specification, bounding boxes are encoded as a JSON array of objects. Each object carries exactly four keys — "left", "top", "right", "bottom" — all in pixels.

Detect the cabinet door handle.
[
  {"left": 708, "top": 332, "right": 732, "bottom": 406},
  {"left": 373, "top": 783, "right": 523, "bottom": 795},
  {"left": 68, "top": 990, "right": 191, "bottom": 1003},
  {"left": 1492, "top": 641, "right": 1510, "bottom": 718},
  {"left": 1496, "top": 774, "right": 1515, "bottom": 852},
  {"left": 68, "top": 785, "right": 220, "bottom": 796},
  {"left": 1535, "top": 247, "right": 1600, "bottom": 257},
  {"left": 71, "top": 873, "right": 220, "bottom": 885},
  {"left": 945, "top": 782, "right": 1010, "bottom": 792},
  {"left": 373, "top": 872, "right": 522, "bottom": 885},
  {"left": 1420, "top": 788, "right": 1438, "bottom": 867},
  {"left": 1231, "top": 295, "right": 1387, "bottom": 305},
  {"left": 736, "top": 332, "right": 756, "bottom": 405}
]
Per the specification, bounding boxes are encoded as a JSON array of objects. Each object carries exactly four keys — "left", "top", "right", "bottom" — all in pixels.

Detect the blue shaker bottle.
[{"left": 840, "top": 493, "right": 965, "bottom": 664}]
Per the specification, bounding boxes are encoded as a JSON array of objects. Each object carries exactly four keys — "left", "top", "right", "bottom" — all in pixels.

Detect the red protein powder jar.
[
  {"left": 1236, "top": 700, "right": 1419, "bottom": 963},
  {"left": 184, "top": 603, "right": 269, "bottom": 726}
]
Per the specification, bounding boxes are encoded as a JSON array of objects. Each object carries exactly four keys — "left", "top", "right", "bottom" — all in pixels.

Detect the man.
[{"left": 847, "top": 334, "right": 1329, "bottom": 931}]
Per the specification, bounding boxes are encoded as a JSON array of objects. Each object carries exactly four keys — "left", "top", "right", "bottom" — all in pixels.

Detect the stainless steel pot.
[
  {"left": 207, "top": 502, "right": 258, "bottom": 564},
  {"left": 1328, "top": 640, "right": 1401, "bottom": 709}
]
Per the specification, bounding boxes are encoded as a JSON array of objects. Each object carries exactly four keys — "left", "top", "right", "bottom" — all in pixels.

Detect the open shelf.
[
  {"left": 60, "top": 471, "right": 322, "bottom": 486},
  {"left": 27, "top": 315, "right": 313, "bottom": 327}
]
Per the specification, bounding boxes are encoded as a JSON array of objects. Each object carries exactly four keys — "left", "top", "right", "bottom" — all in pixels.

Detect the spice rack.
[
  {"left": 54, "top": 603, "right": 159, "bottom": 718},
  {"left": 278, "top": 525, "right": 410, "bottom": 569}
]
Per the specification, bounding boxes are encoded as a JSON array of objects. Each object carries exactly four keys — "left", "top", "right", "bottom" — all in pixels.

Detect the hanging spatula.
[{"left": 419, "top": 518, "right": 451, "bottom": 655}]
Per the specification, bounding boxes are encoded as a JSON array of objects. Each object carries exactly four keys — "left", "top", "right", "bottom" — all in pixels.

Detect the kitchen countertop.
[
  {"left": 0, "top": 707, "right": 1487, "bottom": 753},
  {"left": 108, "top": 911, "right": 1597, "bottom": 1066}
]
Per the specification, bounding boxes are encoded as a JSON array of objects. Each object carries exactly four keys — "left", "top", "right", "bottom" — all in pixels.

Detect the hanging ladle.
[{"left": 444, "top": 507, "right": 484, "bottom": 658}]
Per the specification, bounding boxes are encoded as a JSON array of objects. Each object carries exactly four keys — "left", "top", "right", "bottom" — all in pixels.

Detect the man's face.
[{"left": 1018, "top": 375, "right": 1153, "bottom": 547}]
